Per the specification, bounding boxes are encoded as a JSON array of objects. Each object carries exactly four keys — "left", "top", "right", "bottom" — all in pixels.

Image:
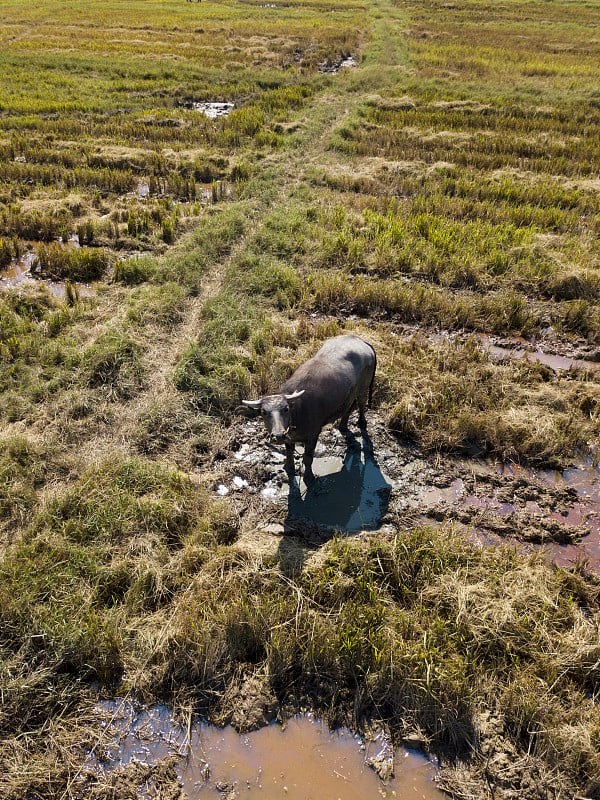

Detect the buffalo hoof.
[{"left": 303, "top": 468, "right": 315, "bottom": 485}]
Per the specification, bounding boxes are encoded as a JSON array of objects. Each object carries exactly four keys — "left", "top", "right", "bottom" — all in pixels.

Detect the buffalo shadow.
[{"left": 277, "top": 429, "right": 392, "bottom": 575}]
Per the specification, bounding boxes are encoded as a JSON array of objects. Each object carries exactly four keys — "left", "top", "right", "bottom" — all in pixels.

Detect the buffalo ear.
[{"left": 284, "top": 390, "right": 305, "bottom": 403}]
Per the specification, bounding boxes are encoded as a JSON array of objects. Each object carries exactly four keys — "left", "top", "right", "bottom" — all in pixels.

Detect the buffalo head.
[{"left": 242, "top": 390, "right": 304, "bottom": 443}]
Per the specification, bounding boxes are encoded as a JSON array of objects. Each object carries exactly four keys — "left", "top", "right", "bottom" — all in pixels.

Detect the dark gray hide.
[{"left": 243, "top": 334, "right": 376, "bottom": 482}]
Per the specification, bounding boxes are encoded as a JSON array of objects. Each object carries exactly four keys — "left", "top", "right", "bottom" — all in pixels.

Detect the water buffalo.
[{"left": 242, "top": 334, "right": 376, "bottom": 483}]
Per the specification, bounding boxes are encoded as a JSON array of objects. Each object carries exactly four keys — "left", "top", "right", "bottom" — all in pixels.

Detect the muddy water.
[
  {"left": 319, "top": 55, "right": 358, "bottom": 74},
  {"left": 421, "top": 461, "right": 600, "bottom": 571},
  {"left": 192, "top": 101, "right": 235, "bottom": 118},
  {"left": 137, "top": 179, "right": 150, "bottom": 199},
  {"left": 251, "top": 431, "right": 393, "bottom": 532},
  {"left": 286, "top": 446, "right": 392, "bottom": 532},
  {"left": 0, "top": 254, "right": 33, "bottom": 289},
  {"left": 89, "top": 703, "right": 442, "bottom": 800},
  {"left": 501, "top": 462, "right": 600, "bottom": 569},
  {"left": 0, "top": 249, "right": 93, "bottom": 298},
  {"left": 480, "top": 336, "right": 600, "bottom": 372}
]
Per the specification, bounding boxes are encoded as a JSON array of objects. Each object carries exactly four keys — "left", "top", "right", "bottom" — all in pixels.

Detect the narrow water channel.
[{"left": 89, "top": 702, "right": 443, "bottom": 799}]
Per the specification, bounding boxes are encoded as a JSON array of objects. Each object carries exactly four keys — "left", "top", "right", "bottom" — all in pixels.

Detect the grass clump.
[
  {"left": 82, "top": 329, "right": 143, "bottom": 399},
  {"left": 160, "top": 526, "right": 599, "bottom": 795},
  {"left": 154, "top": 204, "right": 247, "bottom": 293},
  {"left": 113, "top": 254, "right": 157, "bottom": 286},
  {"left": 174, "top": 290, "right": 254, "bottom": 414},
  {"left": 0, "top": 455, "right": 226, "bottom": 663},
  {"left": 0, "top": 436, "right": 53, "bottom": 533},
  {"left": 0, "top": 289, "right": 88, "bottom": 417},
  {"left": 126, "top": 283, "right": 188, "bottom": 330},
  {"left": 37, "top": 457, "right": 203, "bottom": 548},
  {"left": 133, "top": 397, "right": 212, "bottom": 459},
  {"left": 235, "top": 253, "right": 302, "bottom": 309},
  {"left": 34, "top": 243, "right": 109, "bottom": 282},
  {"left": 380, "top": 335, "right": 599, "bottom": 465}
]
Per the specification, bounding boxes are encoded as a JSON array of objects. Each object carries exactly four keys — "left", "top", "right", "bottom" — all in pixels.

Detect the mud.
[
  {"left": 137, "top": 179, "right": 150, "bottom": 199},
  {"left": 419, "top": 458, "right": 600, "bottom": 567},
  {"left": 217, "top": 415, "right": 423, "bottom": 538},
  {"left": 218, "top": 408, "right": 600, "bottom": 572},
  {"left": 480, "top": 335, "right": 600, "bottom": 373},
  {"left": 86, "top": 701, "right": 442, "bottom": 800},
  {"left": 392, "top": 323, "right": 600, "bottom": 373}
]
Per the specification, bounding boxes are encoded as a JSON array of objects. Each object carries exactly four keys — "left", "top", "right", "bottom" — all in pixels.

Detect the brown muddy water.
[
  {"left": 480, "top": 335, "right": 600, "bottom": 372},
  {"left": 87, "top": 702, "right": 442, "bottom": 800},
  {"left": 420, "top": 461, "right": 600, "bottom": 571},
  {"left": 0, "top": 248, "right": 94, "bottom": 298},
  {"left": 503, "top": 461, "right": 600, "bottom": 569}
]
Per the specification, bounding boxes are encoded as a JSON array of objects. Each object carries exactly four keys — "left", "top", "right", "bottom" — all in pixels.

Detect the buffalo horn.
[
  {"left": 284, "top": 390, "right": 305, "bottom": 401},
  {"left": 242, "top": 399, "right": 262, "bottom": 409}
]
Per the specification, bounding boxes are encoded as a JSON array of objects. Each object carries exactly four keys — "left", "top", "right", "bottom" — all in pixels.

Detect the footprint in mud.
[{"left": 285, "top": 431, "right": 392, "bottom": 534}]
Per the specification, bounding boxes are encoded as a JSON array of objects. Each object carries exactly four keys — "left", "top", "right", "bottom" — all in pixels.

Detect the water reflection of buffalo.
[
  {"left": 286, "top": 432, "right": 391, "bottom": 534},
  {"left": 243, "top": 335, "right": 377, "bottom": 484}
]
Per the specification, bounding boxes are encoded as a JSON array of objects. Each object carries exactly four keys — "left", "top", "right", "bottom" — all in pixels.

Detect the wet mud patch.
[
  {"left": 213, "top": 402, "right": 600, "bottom": 570},
  {"left": 419, "top": 457, "right": 600, "bottom": 570},
  {"left": 189, "top": 101, "right": 235, "bottom": 118},
  {"left": 212, "top": 413, "right": 428, "bottom": 539},
  {"left": 318, "top": 54, "right": 359, "bottom": 73},
  {"left": 284, "top": 441, "right": 392, "bottom": 534},
  {"left": 392, "top": 323, "right": 600, "bottom": 374},
  {"left": 84, "top": 700, "right": 442, "bottom": 800},
  {"left": 480, "top": 333, "right": 600, "bottom": 373}
]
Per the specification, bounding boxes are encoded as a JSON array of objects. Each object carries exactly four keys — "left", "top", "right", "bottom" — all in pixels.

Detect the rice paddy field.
[{"left": 1, "top": 0, "right": 600, "bottom": 798}]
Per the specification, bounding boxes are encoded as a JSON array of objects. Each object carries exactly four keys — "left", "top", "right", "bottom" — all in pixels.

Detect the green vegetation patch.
[
  {"left": 0, "top": 456, "right": 231, "bottom": 670},
  {"left": 34, "top": 243, "right": 109, "bottom": 282},
  {"left": 82, "top": 329, "right": 144, "bottom": 400}
]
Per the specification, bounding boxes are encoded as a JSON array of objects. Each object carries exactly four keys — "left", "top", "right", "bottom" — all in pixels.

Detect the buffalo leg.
[
  {"left": 357, "top": 392, "right": 368, "bottom": 427},
  {"left": 302, "top": 437, "right": 318, "bottom": 484},
  {"left": 338, "top": 400, "right": 356, "bottom": 433},
  {"left": 285, "top": 442, "right": 295, "bottom": 476}
]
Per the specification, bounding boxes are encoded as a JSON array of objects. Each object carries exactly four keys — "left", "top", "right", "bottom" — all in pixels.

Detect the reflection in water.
[
  {"left": 287, "top": 432, "right": 392, "bottom": 532},
  {"left": 0, "top": 250, "right": 93, "bottom": 298},
  {"left": 88, "top": 703, "right": 442, "bottom": 800}
]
